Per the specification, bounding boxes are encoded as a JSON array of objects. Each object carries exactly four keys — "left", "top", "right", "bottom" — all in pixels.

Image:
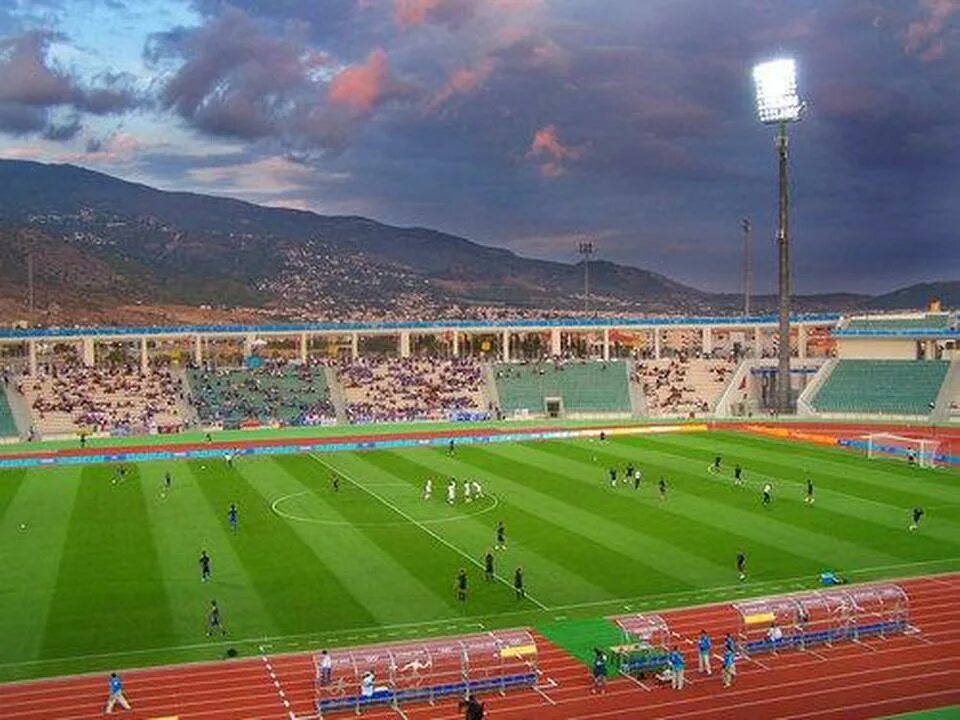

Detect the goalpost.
[{"left": 864, "top": 433, "right": 940, "bottom": 469}]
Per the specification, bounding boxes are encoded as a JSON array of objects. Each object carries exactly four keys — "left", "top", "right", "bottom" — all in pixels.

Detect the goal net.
[{"left": 864, "top": 433, "right": 939, "bottom": 468}]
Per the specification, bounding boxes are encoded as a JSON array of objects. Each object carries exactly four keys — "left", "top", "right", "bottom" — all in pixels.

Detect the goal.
[{"left": 864, "top": 433, "right": 939, "bottom": 468}]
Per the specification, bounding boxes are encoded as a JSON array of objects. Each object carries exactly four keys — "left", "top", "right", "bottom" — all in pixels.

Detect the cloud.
[
  {"left": 328, "top": 48, "right": 408, "bottom": 115},
  {"left": 425, "top": 58, "right": 494, "bottom": 112},
  {"left": 905, "top": 0, "right": 959, "bottom": 61},
  {"left": 526, "top": 124, "right": 585, "bottom": 178},
  {"left": 393, "top": 0, "right": 476, "bottom": 29},
  {"left": 0, "top": 30, "right": 141, "bottom": 137}
]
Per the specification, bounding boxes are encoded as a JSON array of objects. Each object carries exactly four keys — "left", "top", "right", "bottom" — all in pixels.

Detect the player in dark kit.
[
  {"left": 736, "top": 551, "right": 746, "bottom": 582},
  {"left": 199, "top": 550, "right": 211, "bottom": 583},
  {"left": 495, "top": 521, "right": 506, "bottom": 550},
  {"left": 227, "top": 504, "right": 238, "bottom": 532},
  {"left": 206, "top": 600, "right": 226, "bottom": 636},
  {"left": 331, "top": 474, "right": 340, "bottom": 492},
  {"left": 514, "top": 566, "right": 525, "bottom": 599},
  {"left": 733, "top": 464, "right": 743, "bottom": 486},
  {"left": 449, "top": 439, "right": 455, "bottom": 456},
  {"left": 455, "top": 568, "right": 468, "bottom": 601},
  {"left": 805, "top": 477, "right": 815, "bottom": 505},
  {"left": 711, "top": 455, "right": 721, "bottom": 474},
  {"left": 164, "top": 471, "right": 172, "bottom": 490},
  {"left": 659, "top": 476, "right": 667, "bottom": 500},
  {"left": 626, "top": 463, "right": 635, "bottom": 480},
  {"left": 484, "top": 551, "right": 495, "bottom": 582},
  {"left": 909, "top": 507, "right": 924, "bottom": 531},
  {"left": 608, "top": 468, "right": 617, "bottom": 487}
]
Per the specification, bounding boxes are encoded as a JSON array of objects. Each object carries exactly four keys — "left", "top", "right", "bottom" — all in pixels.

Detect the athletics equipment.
[{"left": 864, "top": 433, "right": 940, "bottom": 469}]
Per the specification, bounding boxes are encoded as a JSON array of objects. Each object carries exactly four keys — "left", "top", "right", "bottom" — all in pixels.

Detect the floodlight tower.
[
  {"left": 578, "top": 240, "right": 594, "bottom": 314},
  {"left": 741, "top": 217, "right": 752, "bottom": 316},
  {"left": 752, "top": 58, "right": 803, "bottom": 414}
]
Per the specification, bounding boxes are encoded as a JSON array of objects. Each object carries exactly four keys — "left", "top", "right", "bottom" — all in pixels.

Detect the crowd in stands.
[
  {"left": 17, "top": 363, "right": 185, "bottom": 436},
  {"left": 189, "top": 360, "right": 335, "bottom": 428},
  {"left": 636, "top": 354, "right": 734, "bottom": 416},
  {"left": 339, "top": 357, "right": 486, "bottom": 423}
]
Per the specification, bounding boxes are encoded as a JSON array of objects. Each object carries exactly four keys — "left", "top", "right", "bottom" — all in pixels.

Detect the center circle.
[{"left": 270, "top": 489, "right": 499, "bottom": 527}]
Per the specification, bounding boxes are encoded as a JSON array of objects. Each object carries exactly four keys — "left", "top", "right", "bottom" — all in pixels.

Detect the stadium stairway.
[
  {"left": 626, "top": 360, "right": 650, "bottom": 418},
  {"left": 484, "top": 364, "right": 502, "bottom": 413},
  {"left": 324, "top": 365, "right": 348, "bottom": 424},
  {"left": 933, "top": 358, "right": 960, "bottom": 422},
  {"left": 173, "top": 367, "right": 200, "bottom": 427},
  {"left": 2, "top": 380, "right": 31, "bottom": 440}
]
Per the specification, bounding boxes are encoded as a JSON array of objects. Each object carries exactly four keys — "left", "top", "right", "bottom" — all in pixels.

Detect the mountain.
[
  {"left": 0, "top": 159, "right": 946, "bottom": 324},
  {"left": 864, "top": 282, "right": 960, "bottom": 311}
]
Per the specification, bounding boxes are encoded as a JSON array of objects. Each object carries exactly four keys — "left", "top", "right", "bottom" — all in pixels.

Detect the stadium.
[{"left": 1, "top": 2, "right": 959, "bottom": 719}]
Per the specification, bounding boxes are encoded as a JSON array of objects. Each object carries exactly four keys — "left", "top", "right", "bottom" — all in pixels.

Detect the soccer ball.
[
  {"left": 201, "top": 465, "right": 207, "bottom": 470},
  {"left": 19, "top": 523, "right": 26, "bottom": 531}
]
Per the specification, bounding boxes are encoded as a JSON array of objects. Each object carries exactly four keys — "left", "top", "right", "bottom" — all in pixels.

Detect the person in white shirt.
[
  {"left": 423, "top": 478, "right": 432, "bottom": 500},
  {"left": 446, "top": 481, "right": 456, "bottom": 505},
  {"left": 360, "top": 670, "right": 374, "bottom": 698},
  {"left": 464, "top": 480, "right": 472, "bottom": 503},
  {"left": 471, "top": 481, "right": 483, "bottom": 498}
]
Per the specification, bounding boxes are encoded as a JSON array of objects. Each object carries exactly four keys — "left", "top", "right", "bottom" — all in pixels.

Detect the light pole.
[
  {"left": 752, "top": 58, "right": 803, "bottom": 414},
  {"left": 741, "top": 217, "right": 752, "bottom": 316},
  {"left": 578, "top": 241, "right": 594, "bottom": 314}
]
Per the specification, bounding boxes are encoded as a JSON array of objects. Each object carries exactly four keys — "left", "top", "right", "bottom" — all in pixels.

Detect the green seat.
[
  {"left": 811, "top": 360, "right": 948, "bottom": 415},
  {"left": 846, "top": 315, "right": 951, "bottom": 331},
  {"left": 495, "top": 362, "right": 630, "bottom": 414},
  {"left": 0, "top": 393, "right": 16, "bottom": 437}
]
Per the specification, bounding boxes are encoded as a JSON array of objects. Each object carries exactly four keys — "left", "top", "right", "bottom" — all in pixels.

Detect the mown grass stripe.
[{"left": 40, "top": 464, "right": 177, "bottom": 660}]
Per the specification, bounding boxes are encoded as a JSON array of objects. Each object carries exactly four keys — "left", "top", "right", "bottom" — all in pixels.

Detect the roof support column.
[
  {"left": 550, "top": 328, "right": 561, "bottom": 357},
  {"left": 603, "top": 328, "right": 611, "bottom": 361},
  {"left": 82, "top": 337, "right": 95, "bottom": 367}
]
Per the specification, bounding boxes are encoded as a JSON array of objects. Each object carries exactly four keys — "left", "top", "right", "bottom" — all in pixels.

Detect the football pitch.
[{"left": 1, "top": 429, "right": 958, "bottom": 683}]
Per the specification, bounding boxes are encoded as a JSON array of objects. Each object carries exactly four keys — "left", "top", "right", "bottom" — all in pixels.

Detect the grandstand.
[
  {"left": 809, "top": 360, "right": 950, "bottom": 416},
  {"left": 635, "top": 358, "right": 734, "bottom": 417},
  {"left": 495, "top": 360, "right": 631, "bottom": 416},
  {"left": 188, "top": 363, "right": 335, "bottom": 429},
  {"left": 844, "top": 314, "right": 953, "bottom": 332},
  {"left": 19, "top": 365, "right": 185, "bottom": 437},
  {"left": 339, "top": 357, "right": 486, "bottom": 423}
]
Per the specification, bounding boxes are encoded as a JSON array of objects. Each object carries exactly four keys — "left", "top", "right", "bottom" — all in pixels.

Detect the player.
[
  {"left": 447, "top": 481, "right": 456, "bottom": 505},
  {"left": 626, "top": 463, "right": 635, "bottom": 481},
  {"left": 514, "top": 566, "right": 525, "bottom": 599},
  {"left": 199, "top": 550, "right": 212, "bottom": 583},
  {"left": 471, "top": 480, "right": 483, "bottom": 498},
  {"left": 805, "top": 477, "right": 814, "bottom": 505},
  {"left": 710, "top": 455, "right": 721, "bottom": 474},
  {"left": 733, "top": 464, "right": 743, "bottom": 487},
  {"left": 227, "top": 503, "right": 238, "bottom": 532},
  {"left": 164, "top": 471, "right": 172, "bottom": 491},
  {"left": 104, "top": 672, "right": 131, "bottom": 714},
  {"left": 659, "top": 476, "right": 667, "bottom": 501},
  {"left": 761, "top": 483, "right": 772, "bottom": 507},
  {"left": 224, "top": 451, "right": 234, "bottom": 467},
  {"left": 449, "top": 439, "right": 455, "bottom": 456},
  {"left": 736, "top": 551, "right": 747, "bottom": 582},
  {"left": 483, "top": 551, "right": 495, "bottom": 582},
  {"left": 423, "top": 478, "right": 433, "bottom": 500},
  {"left": 909, "top": 507, "right": 924, "bottom": 531},
  {"left": 633, "top": 467, "right": 642, "bottom": 490},
  {"left": 591, "top": 648, "right": 607, "bottom": 694},
  {"left": 608, "top": 468, "right": 617, "bottom": 487},
  {"left": 455, "top": 568, "right": 468, "bottom": 602},
  {"left": 206, "top": 599, "right": 226, "bottom": 636},
  {"left": 463, "top": 480, "right": 472, "bottom": 503},
  {"left": 495, "top": 521, "right": 506, "bottom": 550},
  {"left": 331, "top": 474, "right": 340, "bottom": 492},
  {"left": 113, "top": 465, "right": 127, "bottom": 485}
]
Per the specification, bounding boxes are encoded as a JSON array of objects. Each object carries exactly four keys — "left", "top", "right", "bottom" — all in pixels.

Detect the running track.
[{"left": 2, "top": 574, "right": 958, "bottom": 719}]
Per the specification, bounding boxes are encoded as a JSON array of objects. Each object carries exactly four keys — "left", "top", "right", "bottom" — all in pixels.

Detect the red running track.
[{"left": 2, "top": 574, "right": 959, "bottom": 720}]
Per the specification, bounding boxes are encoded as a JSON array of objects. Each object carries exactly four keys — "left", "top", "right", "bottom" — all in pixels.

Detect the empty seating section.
[
  {"left": 0, "top": 392, "right": 16, "bottom": 437},
  {"left": 338, "top": 358, "right": 485, "bottom": 423},
  {"left": 636, "top": 358, "right": 733, "bottom": 416},
  {"left": 494, "top": 361, "right": 630, "bottom": 414},
  {"left": 811, "top": 360, "right": 949, "bottom": 415},
  {"left": 18, "top": 365, "right": 185, "bottom": 436},
  {"left": 188, "top": 363, "right": 334, "bottom": 429},
  {"left": 846, "top": 315, "right": 952, "bottom": 331}
]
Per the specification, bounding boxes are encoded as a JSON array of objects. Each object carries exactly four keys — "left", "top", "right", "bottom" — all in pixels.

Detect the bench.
[
  {"left": 744, "top": 619, "right": 909, "bottom": 656},
  {"left": 316, "top": 672, "right": 537, "bottom": 715}
]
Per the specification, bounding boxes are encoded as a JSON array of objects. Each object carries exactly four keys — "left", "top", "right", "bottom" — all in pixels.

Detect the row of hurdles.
[{"left": 303, "top": 582, "right": 914, "bottom": 716}]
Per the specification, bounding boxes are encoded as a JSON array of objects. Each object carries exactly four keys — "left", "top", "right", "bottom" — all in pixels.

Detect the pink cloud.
[
  {"left": 526, "top": 124, "right": 585, "bottom": 178},
  {"left": 426, "top": 59, "right": 495, "bottom": 112},
  {"left": 328, "top": 49, "right": 400, "bottom": 116},
  {"left": 393, "top": 0, "right": 475, "bottom": 28},
  {"left": 905, "top": 0, "right": 959, "bottom": 61}
]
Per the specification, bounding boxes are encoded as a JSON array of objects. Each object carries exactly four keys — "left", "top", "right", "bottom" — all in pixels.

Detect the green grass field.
[{"left": 0, "top": 429, "right": 957, "bottom": 683}]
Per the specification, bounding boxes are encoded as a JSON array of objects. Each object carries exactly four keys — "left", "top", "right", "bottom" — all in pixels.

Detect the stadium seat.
[
  {"left": 810, "top": 360, "right": 949, "bottom": 415},
  {"left": 495, "top": 361, "right": 630, "bottom": 414}
]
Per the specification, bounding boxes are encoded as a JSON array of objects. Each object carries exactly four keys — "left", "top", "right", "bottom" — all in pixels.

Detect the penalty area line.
[{"left": 310, "top": 453, "right": 550, "bottom": 610}]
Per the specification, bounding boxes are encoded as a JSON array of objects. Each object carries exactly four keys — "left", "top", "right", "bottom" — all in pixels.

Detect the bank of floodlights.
[{"left": 752, "top": 58, "right": 803, "bottom": 125}]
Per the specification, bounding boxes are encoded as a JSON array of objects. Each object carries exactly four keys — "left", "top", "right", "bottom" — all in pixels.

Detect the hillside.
[{"left": 0, "top": 159, "right": 947, "bottom": 324}]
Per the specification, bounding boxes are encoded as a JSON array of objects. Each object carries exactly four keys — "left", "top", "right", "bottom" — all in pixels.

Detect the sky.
[{"left": 0, "top": 0, "right": 957, "bottom": 295}]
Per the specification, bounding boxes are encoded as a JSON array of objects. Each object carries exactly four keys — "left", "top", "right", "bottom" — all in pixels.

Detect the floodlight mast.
[{"left": 753, "top": 58, "right": 802, "bottom": 414}]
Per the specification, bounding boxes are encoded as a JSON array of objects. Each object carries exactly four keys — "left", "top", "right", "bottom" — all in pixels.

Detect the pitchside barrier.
[
  {"left": 314, "top": 630, "right": 538, "bottom": 717},
  {"left": 610, "top": 614, "right": 672, "bottom": 677},
  {"left": 735, "top": 583, "right": 913, "bottom": 657}
]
